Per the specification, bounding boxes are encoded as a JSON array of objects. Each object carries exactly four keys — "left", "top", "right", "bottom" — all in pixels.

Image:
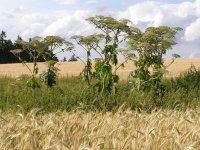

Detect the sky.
[{"left": 0, "top": 0, "right": 200, "bottom": 59}]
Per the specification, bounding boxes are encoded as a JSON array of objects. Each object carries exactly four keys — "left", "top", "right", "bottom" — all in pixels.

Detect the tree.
[
  {"left": 68, "top": 54, "right": 78, "bottom": 61},
  {"left": 63, "top": 57, "right": 67, "bottom": 62},
  {"left": 13, "top": 36, "right": 34, "bottom": 63},
  {"left": 0, "top": 31, "right": 17, "bottom": 63}
]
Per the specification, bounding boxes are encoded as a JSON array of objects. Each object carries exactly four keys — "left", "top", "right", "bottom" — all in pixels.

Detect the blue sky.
[
  {"left": 0, "top": 0, "right": 195, "bottom": 11},
  {"left": 0, "top": 0, "right": 200, "bottom": 59}
]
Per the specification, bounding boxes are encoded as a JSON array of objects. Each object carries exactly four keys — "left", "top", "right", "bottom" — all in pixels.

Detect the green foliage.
[
  {"left": 0, "top": 68, "right": 200, "bottom": 113},
  {"left": 26, "top": 77, "right": 39, "bottom": 88},
  {"left": 71, "top": 34, "right": 104, "bottom": 85},
  {"left": 127, "top": 26, "right": 182, "bottom": 92},
  {"left": 0, "top": 31, "right": 21, "bottom": 63},
  {"left": 9, "top": 15, "right": 182, "bottom": 97},
  {"left": 93, "top": 60, "right": 118, "bottom": 93},
  {"left": 86, "top": 16, "right": 136, "bottom": 93},
  {"left": 40, "top": 61, "right": 58, "bottom": 87},
  {"left": 41, "top": 36, "right": 73, "bottom": 87},
  {"left": 167, "top": 65, "right": 200, "bottom": 92},
  {"left": 80, "top": 59, "right": 92, "bottom": 84},
  {"left": 11, "top": 36, "right": 74, "bottom": 88},
  {"left": 11, "top": 37, "right": 45, "bottom": 88},
  {"left": 40, "top": 70, "right": 57, "bottom": 87}
]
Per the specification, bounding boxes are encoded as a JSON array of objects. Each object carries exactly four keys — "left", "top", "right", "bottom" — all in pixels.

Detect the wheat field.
[
  {"left": 1, "top": 58, "right": 200, "bottom": 150},
  {"left": 0, "top": 109, "right": 200, "bottom": 150},
  {"left": 0, "top": 58, "right": 200, "bottom": 79}
]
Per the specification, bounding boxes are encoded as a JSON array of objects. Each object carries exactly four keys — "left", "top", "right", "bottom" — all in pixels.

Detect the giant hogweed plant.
[
  {"left": 40, "top": 36, "right": 74, "bottom": 87},
  {"left": 86, "top": 16, "right": 140, "bottom": 94},
  {"left": 71, "top": 34, "right": 104, "bottom": 86},
  {"left": 126, "top": 26, "right": 182, "bottom": 96},
  {"left": 11, "top": 36, "right": 74, "bottom": 88},
  {"left": 11, "top": 37, "right": 45, "bottom": 88}
]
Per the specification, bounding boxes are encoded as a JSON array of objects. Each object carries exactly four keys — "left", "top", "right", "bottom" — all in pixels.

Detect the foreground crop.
[{"left": 0, "top": 109, "right": 200, "bottom": 149}]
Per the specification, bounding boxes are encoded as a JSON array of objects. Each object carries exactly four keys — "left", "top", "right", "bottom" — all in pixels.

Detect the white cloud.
[
  {"left": 121, "top": 1, "right": 198, "bottom": 27},
  {"left": 185, "top": 18, "right": 200, "bottom": 41},
  {"left": 122, "top": 1, "right": 162, "bottom": 25},
  {"left": 0, "top": 0, "right": 200, "bottom": 58},
  {"left": 0, "top": 8, "right": 96, "bottom": 40},
  {"left": 21, "top": 23, "right": 46, "bottom": 38},
  {"left": 118, "top": 0, "right": 200, "bottom": 58},
  {"left": 3, "top": 0, "right": 199, "bottom": 41},
  {"left": 86, "top": 0, "right": 97, "bottom": 4},
  {"left": 195, "top": 0, "right": 200, "bottom": 16},
  {"left": 42, "top": 9, "right": 97, "bottom": 38},
  {"left": 56, "top": 0, "right": 77, "bottom": 5},
  {"left": 121, "top": 0, "right": 200, "bottom": 41},
  {"left": 174, "top": 2, "right": 195, "bottom": 18},
  {"left": 55, "top": 0, "right": 96, "bottom": 5}
]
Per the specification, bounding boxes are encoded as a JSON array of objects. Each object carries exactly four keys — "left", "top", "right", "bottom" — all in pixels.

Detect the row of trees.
[
  {"left": 10, "top": 15, "right": 182, "bottom": 94},
  {"left": 0, "top": 31, "right": 20, "bottom": 63},
  {"left": 0, "top": 31, "right": 46, "bottom": 64}
]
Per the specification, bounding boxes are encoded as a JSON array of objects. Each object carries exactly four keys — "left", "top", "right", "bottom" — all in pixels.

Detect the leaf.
[
  {"left": 121, "top": 63, "right": 125, "bottom": 68},
  {"left": 10, "top": 49, "right": 23, "bottom": 54},
  {"left": 70, "top": 35, "right": 84, "bottom": 40},
  {"left": 113, "top": 75, "right": 119, "bottom": 83},
  {"left": 31, "top": 36, "right": 43, "bottom": 42},
  {"left": 111, "top": 53, "right": 118, "bottom": 65},
  {"left": 172, "top": 53, "right": 181, "bottom": 58},
  {"left": 45, "top": 36, "right": 65, "bottom": 43},
  {"left": 63, "top": 41, "right": 74, "bottom": 51}
]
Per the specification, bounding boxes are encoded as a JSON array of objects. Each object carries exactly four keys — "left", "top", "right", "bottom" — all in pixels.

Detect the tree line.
[{"left": 0, "top": 31, "right": 48, "bottom": 64}]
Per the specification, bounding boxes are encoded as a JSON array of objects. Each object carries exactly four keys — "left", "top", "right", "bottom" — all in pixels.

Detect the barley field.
[
  {"left": 0, "top": 58, "right": 200, "bottom": 79},
  {"left": 0, "top": 109, "right": 200, "bottom": 150}
]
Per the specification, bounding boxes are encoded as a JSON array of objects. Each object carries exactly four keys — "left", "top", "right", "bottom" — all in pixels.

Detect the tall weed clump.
[{"left": 162, "top": 66, "right": 200, "bottom": 109}]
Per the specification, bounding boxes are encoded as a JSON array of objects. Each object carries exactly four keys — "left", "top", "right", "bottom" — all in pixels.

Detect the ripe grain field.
[
  {"left": 1, "top": 58, "right": 200, "bottom": 150},
  {"left": 0, "top": 109, "right": 200, "bottom": 149},
  {"left": 1, "top": 58, "right": 200, "bottom": 79}
]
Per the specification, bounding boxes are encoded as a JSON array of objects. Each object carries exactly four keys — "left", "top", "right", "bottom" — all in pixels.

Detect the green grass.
[{"left": 0, "top": 67, "right": 200, "bottom": 113}]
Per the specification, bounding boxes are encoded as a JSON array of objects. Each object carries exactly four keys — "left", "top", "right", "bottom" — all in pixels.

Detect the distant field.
[{"left": 0, "top": 58, "right": 200, "bottom": 79}]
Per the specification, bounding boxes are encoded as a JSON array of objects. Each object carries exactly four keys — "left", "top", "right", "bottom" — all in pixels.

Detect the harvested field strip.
[{"left": 0, "top": 58, "right": 200, "bottom": 80}]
